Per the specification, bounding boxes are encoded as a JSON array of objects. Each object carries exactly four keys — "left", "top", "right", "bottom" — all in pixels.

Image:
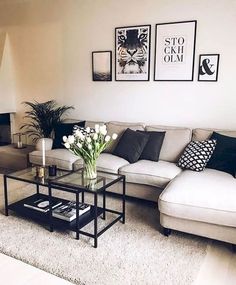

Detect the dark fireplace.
[{"left": 0, "top": 113, "right": 11, "bottom": 146}]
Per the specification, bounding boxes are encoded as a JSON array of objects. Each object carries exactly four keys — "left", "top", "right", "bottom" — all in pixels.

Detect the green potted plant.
[{"left": 21, "top": 100, "right": 74, "bottom": 150}]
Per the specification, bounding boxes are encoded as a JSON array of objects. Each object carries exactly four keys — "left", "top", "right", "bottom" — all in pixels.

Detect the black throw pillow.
[
  {"left": 207, "top": 150, "right": 236, "bottom": 176},
  {"left": 207, "top": 132, "right": 236, "bottom": 176},
  {"left": 113, "top": 128, "right": 149, "bottom": 163},
  {"left": 137, "top": 131, "right": 166, "bottom": 161},
  {"left": 53, "top": 121, "right": 86, "bottom": 149}
]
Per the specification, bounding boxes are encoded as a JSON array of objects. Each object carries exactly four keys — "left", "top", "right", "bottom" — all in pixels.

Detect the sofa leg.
[
  {"left": 163, "top": 227, "right": 171, "bottom": 237},
  {"left": 232, "top": 244, "right": 236, "bottom": 253}
]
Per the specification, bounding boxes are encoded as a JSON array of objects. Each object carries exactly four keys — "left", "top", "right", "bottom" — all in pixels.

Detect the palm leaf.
[{"left": 20, "top": 100, "right": 74, "bottom": 142}]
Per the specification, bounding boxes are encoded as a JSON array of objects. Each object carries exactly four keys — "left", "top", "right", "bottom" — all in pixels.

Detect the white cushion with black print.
[{"left": 177, "top": 140, "right": 217, "bottom": 172}]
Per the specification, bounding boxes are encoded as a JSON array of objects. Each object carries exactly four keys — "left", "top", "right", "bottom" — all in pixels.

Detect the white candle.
[{"left": 42, "top": 139, "right": 46, "bottom": 166}]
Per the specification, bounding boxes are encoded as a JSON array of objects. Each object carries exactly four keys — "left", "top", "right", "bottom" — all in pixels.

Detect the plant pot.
[{"left": 36, "top": 138, "right": 53, "bottom": 151}]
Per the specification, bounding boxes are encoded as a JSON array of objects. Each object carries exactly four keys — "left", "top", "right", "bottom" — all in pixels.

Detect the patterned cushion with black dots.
[{"left": 177, "top": 140, "right": 217, "bottom": 172}]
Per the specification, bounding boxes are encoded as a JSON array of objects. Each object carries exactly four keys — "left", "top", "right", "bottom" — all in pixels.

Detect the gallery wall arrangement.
[{"left": 91, "top": 19, "right": 220, "bottom": 83}]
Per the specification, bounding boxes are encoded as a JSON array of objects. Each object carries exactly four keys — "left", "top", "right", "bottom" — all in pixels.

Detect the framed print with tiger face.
[{"left": 115, "top": 25, "right": 151, "bottom": 81}]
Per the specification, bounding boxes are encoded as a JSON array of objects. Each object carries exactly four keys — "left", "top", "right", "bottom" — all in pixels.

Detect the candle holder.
[
  {"left": 13, "top": 132, "right": 27, "bottom": 149},
  {"left": 35, "top": 166, "right": 46, "bottom": 179}
]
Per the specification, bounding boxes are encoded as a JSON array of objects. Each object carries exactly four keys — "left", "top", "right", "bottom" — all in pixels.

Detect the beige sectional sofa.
[{"left": 29, "top": 121, "right": 236, "bottom": 246}]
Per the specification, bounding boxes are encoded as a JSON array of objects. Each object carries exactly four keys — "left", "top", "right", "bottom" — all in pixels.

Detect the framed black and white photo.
[
  {"left": 115, "top": 25, "right": 151, "bottom": 81},
  {"left": 154, "top": 20, "right": 197, "bottom": 81},
  {"left": 92, "top": 51, "right": 112, "bottom": 81},
  {"left": 198, "top": 54, "right": 220, "bottom": 82}
]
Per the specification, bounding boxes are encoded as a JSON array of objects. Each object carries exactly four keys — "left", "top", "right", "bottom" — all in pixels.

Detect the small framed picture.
[
  {"left": 92, "top": 51, "right": 112, "bottom": 81},
  {"left": 154, "top": 20, "right": 197, "bottom": 81},
  {"left": 198, "top": 54, "right": 220, "bottom": 82},
  {"left": 115, "top": 25, "right": 151, "bottom": 81}
]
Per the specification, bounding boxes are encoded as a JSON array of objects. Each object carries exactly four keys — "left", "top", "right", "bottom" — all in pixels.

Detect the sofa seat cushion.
[
  {"left": 29, "top": 149, "right": 82, "bottom": 171},
  {"left": 119, "top": 160, "right": 182, "bottom": 188},
  {"left": 96, "top": 153, "right": 129, "bottom": 174},
  {"left": 159, "top": 168, "right": 236, "bottom": 227}
]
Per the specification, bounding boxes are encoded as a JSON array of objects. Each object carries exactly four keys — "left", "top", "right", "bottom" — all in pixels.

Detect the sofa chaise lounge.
[{"left": 29, "top": 121, "right": 236, "bottom": 247}]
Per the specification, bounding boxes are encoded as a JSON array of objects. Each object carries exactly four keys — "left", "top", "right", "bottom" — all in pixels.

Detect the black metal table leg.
[
  {"left": 76, "top": 192, "right": 80, "bottom": 240},
  {"left": 81, "top": 191, "right": 84, "bottom": 204},
  {"left": 36, "top": 184, "right": 39, "bottom": 195},
  {"left": 4, "top": 175, "right": 8, "bottom": 216},
  {"left": 48, "top": 185, "right": 54, "bottom": 232},
  {"left": 94, "top": 193, "right": 98, "bottom": 248},
  {"left": 102, "top": 184, "right": 106, "bottom": 220},
  {"left": 122, "top": 176, "right": 126, "bottom": 224}
]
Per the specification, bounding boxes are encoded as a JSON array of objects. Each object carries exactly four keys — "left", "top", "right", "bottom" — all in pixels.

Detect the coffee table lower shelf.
[{"left": 8, "top": 194, "right": 104, "bottom": 232}]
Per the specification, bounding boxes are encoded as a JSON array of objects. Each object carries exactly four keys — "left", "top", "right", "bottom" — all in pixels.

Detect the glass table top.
[
  {"left": 50, "top": 169, "right": 124, "bottom": 193},
  {"left": 5, "top": 167, "right": 70, "bottom": 186}
]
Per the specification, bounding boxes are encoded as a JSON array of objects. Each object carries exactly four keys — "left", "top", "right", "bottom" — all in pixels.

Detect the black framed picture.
[
  {"left": 115, "top": 25, "right": 151, "bottom": 81},
  {"left": 154, "top": 20, "right": 197, "bottom": 81},
  {"left": 92, "top": 51, "right": 112, "bottom": 81},
  {"left": 198, "top": 54, "right": 220, "bottom": 82}
]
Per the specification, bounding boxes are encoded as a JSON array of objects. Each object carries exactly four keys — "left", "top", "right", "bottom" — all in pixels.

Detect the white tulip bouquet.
[{"left": 63, "top": 124, "right": 117, "bottom": 179}]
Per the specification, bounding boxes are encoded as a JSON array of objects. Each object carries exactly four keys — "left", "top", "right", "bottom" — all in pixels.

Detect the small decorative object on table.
[
  {"left": 13, "top": 132, "right": 27, "bottom": 149},
  {"left": 63, "top": 125, "right": 117, "bottom": 179},
  {"left": 48, "top": 165, "right": 57, "bottom": 176},
  {"left": 35, "top": 165, "right": 45, "bottom": 179}
]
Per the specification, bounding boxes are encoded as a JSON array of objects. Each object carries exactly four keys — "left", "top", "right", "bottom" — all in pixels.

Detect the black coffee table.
[
  {"left": 49, "top": 169, "right": 126, "bottom": 248},
  {"left": 4, "top": 167, "right": 126, "bottom": 248},
  {"left": 4, "top": 167, "right": 69, "bottom": 217}
]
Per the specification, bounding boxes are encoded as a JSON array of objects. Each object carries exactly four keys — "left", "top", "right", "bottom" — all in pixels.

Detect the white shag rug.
[{"left": 0, "top": 176, "right": 208, "bottom": 285}]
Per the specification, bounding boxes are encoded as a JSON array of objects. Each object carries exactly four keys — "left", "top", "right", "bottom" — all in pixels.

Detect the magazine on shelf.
[
  {"left": 24, "top": 196, "right": 62, "bottom": 213},
  {"left": 52, "top": 201, "right": 91, "bottom": 222}
]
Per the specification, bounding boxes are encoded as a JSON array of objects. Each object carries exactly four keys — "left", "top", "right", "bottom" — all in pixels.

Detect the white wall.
[
  {"left": 67, "top": 0, "right": 236, "bottom": 129},
  {"left": 0, "top": 33, "right": 16, "bottom": 113},
  {"left": 0, "top": 0, "right": 236, "bottom": 130}
]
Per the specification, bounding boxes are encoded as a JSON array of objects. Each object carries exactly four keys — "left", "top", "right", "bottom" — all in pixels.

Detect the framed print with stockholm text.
[
  {"left": 198, "top": 54, "right": 220, "bottom": 82},
  {"left": 154, "top": 20, "right": 197, "bottom": 81},
  {"left": 92, "top": 51, "right": 112, "bottom": 81},
  {"left": 115, "top": 25, "right": 151, "bottom": 81}
]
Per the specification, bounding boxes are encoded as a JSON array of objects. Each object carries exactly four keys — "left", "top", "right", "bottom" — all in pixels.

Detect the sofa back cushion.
[
  {"left": 192, "top": 128, "right": 236, "bottom": 141},
  {"left": 145, "top": 125, "right": 192, "bottom": 162},
  {"left": 63, "top": 119, "right": 105, "bottom": 130},
  {"left": 85, "top": 120, "right": 105, "bottom": 129},
  {"left": 106, "top": 121, "right": 145, "bottom": 153}
]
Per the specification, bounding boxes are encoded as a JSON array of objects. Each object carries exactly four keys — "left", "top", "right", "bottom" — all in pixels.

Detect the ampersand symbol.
[{"left": 199, "top": 58, "right": 215, "bottom": 75}]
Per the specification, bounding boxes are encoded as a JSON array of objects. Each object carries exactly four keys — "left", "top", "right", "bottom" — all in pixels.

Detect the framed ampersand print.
[{"left": 198, "top": 54, "right": 220, "bottom": 82}]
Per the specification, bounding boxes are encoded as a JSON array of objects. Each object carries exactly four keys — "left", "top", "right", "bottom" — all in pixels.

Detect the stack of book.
[
  {"left": 24, "top": 196, "right": 62, "bottom": 213},
  {"left": 52, "top": 201, "right": 91, "bottom": 222},
  {"left": 23, "top": 196, "right": 91, "bottom": 222}
]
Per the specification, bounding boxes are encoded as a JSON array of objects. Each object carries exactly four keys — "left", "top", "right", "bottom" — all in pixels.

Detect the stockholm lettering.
[{"left": 163, "top": 37, "right": 185, "bottom": 63}]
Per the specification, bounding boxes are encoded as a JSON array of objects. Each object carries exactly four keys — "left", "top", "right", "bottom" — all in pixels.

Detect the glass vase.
[{"left": 84, "top": 160, "right": 97, "bottom": 180}]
